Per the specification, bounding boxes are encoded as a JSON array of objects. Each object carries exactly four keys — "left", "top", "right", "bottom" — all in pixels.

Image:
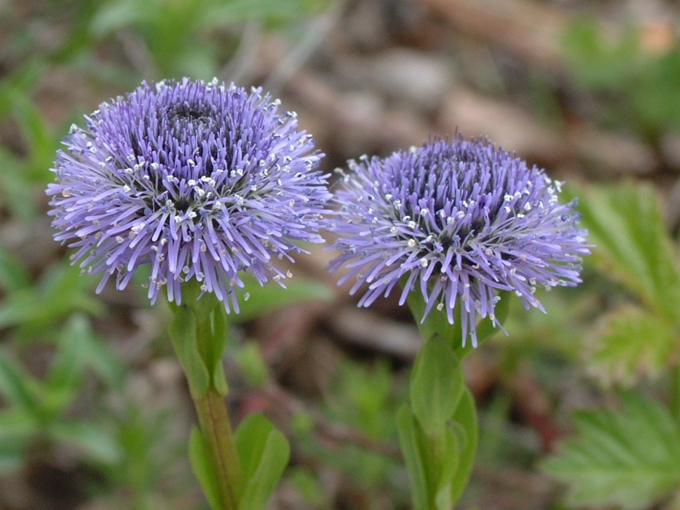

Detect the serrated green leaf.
[
  {"left": 233, "top": 275, "right": 334, "bottom": 324},
  {"left": 235, "top": 413, "right": 290, "bottom": 510},
  {"left": 570, "top": 181, "right": 680, "bottom": 322},
  {"left": 543, "top": 391, "right": 680, "bottom": 509},
  {"left": 410, "top": 336, "right": 463, "bottom": 434},
  {"left": 189, "top": 426, "right": 221, "bottom": 510},
  {"left": 587, "top": 305, "right": 677, "bottom": 387}
]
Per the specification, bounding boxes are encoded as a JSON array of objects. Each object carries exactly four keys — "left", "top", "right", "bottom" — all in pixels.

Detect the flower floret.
[
  {"left": 47, "top": 78, "right": 331, "bottom": 310},
  {"left": 327, "top": 136, "right": 589, "bottom": 346}
]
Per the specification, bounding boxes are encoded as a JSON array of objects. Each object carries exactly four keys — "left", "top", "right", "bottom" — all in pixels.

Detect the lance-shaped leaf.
[
  {"left": 236, "top": 413, "right": 290, "bottom": 510},
  {"left": 410, "top": 335, "right": 463, "bottom": 434},
  {"left": 189, "top": 426, "right": 221, "bottom": 510},
  {"left": 543, "top": 391, "right": 680, "bottom": 509}
]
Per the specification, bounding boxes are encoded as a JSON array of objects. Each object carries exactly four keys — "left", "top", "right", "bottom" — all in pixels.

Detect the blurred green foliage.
[
  {"left": 2, "top": 0, "right": 680, "bottom": 508},
  {"left": 544, "top": 181, "right": 680, "bottom": 509},
  {"left": 563, "top": 18, "right": 680, "bottom": 141},
  {"left": 0, "top": 0, "right": 334, "bottom": 507}
]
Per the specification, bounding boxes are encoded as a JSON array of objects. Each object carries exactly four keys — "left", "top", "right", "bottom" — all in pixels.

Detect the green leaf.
[
  {"left": 233, "top": 275, "right": 334, "bottom": 324},
  {"left": 236, "top": 341, "right": 270, "bottom": 389},
  {"left": 0, "top": 410, "right": 39, "bottom": 441},
  {"left": 89, "top": 0, "right": 155, "bottom": 37},
  {"left": 0, "top": 262, "right": 103, "bottom": 334},
  {"left": 0, "top": 438, "right": 28, "bottom": 475},
  {"left": 0, "top": 349, "right": 40, "bottom": 414},
  {"left": 410, "top": 336, "right": 463, "bottom": 434},
  {"left": 0, "top": 247, "right": 30, "bottom": 293},
  {"left": 183, "top": 285, "right": 228, "bottom": 395},
  {"left": 406, "top": 278, "right": 511, "bottom": 357},
  {"left": 10, "top": 93, "right": 55, "bottom": 181},
  {"left": 562, "top": 18, "right": 641, "bottom": 90},
  {"left": 454, "top": 291, "right": 511, "bottom": 360},
  {"left": 189, "top": 426, "right": 221, "bottom": 510},
  {"left": 204, "top": 0, "right": 329, "bottom": 25},
  {"left": 449, "top": 387, "right": 478, "bottom": 504},
  {"left": 210, "top": 304, "right": 229, "bottom": 395},
  {"left": 45, "top": 316, "right": 91, "bottom": 395},
  {"left": 168, "top": 304, "right": 210, "bottom": 397},
  {"left": 587, "top": 305, "right": 678, "bottom": 387},
  {"left": 396, "top": 404, "right": 430, "bottom": 510},
  {"left": 0, "top": 147, "right": 35, "bottom": 220},
  {"left": 0, "top": 410, "right": 37, "bottom": 474},
  {"left": 434, "top": 425, "right": 460, "bottom": 510},
  {"left": 49, "top": 420, "right": 122, "bottom": 465},
  {"left": 543, "top": 391, "right": 680, "bottom": 509},
  {"left": 570, "top": 181, "right": 680, "bottom": 322},
  {"left": 0, "top": 61, "right": 43, "bottom": 120},
  {"left": 236, "top": 413, "right": 290, "bottom": 510},
  {"left": 77, "top": 326, "right": 125, "bottom": 388}
]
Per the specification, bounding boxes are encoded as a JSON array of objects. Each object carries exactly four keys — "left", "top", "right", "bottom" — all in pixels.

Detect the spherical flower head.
[
  {"left": 327, "top": 136, "right": 589, "bottom": 347},
  {"left": 47, "top": 78, "right": 331, "bottom": 310}
]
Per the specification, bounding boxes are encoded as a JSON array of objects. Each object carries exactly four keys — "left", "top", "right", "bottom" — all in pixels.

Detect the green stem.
[
  {"left": 168, "top": 281, "right": 243, "bottom": 510},
  {"left": 194, "top": 386, "right": 243, "bottom": 510}
]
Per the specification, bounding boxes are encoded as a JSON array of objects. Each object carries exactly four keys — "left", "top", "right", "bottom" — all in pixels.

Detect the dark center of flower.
[
  {"left": 173, "top": 197, "right": 192, "bottom": 213},
  {"left": 166, "top": 102, "right": 216, "bottom": 126}
]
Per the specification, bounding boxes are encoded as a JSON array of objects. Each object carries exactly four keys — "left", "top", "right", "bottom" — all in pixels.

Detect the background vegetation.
[{"left": 1, "top": 0, "right": 680, "bottom": 508}]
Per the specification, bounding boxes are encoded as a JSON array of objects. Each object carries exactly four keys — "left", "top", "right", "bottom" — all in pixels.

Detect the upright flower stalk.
[
  {"left": 328, "top": 136, "right": 589, "bottom": 508},
  {"left": 47, "top": 78, "right": 331, "bottom": 509}
]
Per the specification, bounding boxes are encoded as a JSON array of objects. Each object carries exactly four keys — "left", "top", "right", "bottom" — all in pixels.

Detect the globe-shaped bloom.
[
  {"left": 47, "top": 78, "right": 331, "bottom": 310},
  {"left": 327, "top": 137, "right": 589, "bottom": 346}
]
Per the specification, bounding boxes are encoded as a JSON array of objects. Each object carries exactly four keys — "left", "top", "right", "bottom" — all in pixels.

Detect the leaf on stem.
[
  {"left": 396, "top": 404, "right": 430, "bottom": 510},
  {"left": 407, "top": 282, "right": 511, "bottom": 357},
  {"left": 168, "top": 305, "right": 210, "bottom": 397},
  {"left": 189, "top": 426, "right": 221, "bottom": 510},
  {"left": 410, "top": 335, "right": 463, "bottom": 434},
  {"left": 449, "top": 387, "right": 478, "bottom": 505},
  {"left": 235, "top": 413, "right": 290, "bottom": 510}
]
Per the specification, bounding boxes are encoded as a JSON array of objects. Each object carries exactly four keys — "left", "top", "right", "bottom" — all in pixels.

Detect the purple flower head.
[
  {"left": 47, "top": 78, "right": 330, "bottom": 310},
  {"left": 327, "top": 136, "right": 589, "bottom": 347}
]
